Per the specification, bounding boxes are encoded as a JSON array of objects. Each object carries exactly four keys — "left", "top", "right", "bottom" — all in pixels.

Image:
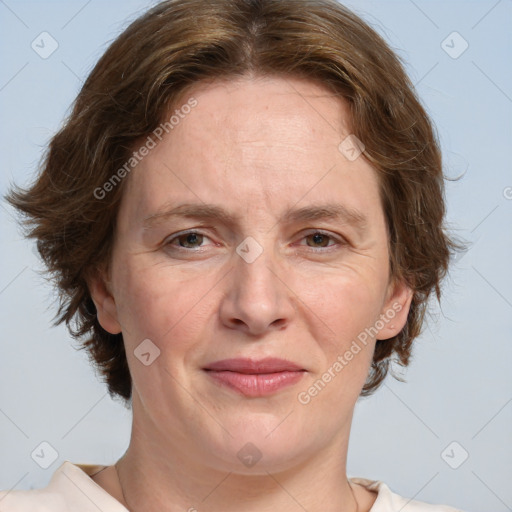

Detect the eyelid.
[
  {"left": 163, "top": 229, "right": 215, "bottom": 248},
  {"left": 296, "top": 229, "right": 347, "bottom": 248}
]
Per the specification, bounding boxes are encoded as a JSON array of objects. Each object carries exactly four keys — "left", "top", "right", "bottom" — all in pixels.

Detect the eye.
[
  {"left": 165, "top": 231, "right": 212, "bottom": 249},
  {"left": 298, "top": 230, "right": 345, "bottom": 250}
]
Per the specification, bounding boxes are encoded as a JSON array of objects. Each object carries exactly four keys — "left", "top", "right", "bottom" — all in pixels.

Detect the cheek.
[
  {"left": 297, "top": 263, "right": 387, "bottom": 340},
  {"left": 112, "top": 258, "right": 215, "bottom": 354},
  {"left": 295, "top": 279, "right": 382, "bottom": 412},
  {"left": 296, "top": 271, "right": 386, "bottom": 405}
]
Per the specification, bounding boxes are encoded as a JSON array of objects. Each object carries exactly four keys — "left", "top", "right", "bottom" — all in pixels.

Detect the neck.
[
  {"left": 110, "top": 395, "right": 375, "bottom": 512},
  {"left": 116, "top": 451, "right": 361, "bottom": 512}
]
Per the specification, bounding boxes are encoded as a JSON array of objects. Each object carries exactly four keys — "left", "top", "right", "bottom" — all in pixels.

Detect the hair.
[{"left": 5, "top": 0, "right": 464, "bottom": 406}]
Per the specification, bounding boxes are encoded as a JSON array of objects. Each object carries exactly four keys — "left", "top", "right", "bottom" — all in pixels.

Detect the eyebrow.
[{"left": 142, "top": 202, "right": 367, "bottom": 232}]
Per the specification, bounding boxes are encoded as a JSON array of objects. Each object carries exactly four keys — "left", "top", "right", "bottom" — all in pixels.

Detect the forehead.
[
  {"left": 179, "top": 75, "right": 352, "bottom": 155},
  {"left": 118, "top": 75, "right": 383, "bottom": 230}
]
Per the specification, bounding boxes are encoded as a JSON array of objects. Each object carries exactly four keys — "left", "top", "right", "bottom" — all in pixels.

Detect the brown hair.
[{"left": 5, "top": 0, "right": 464, "bottom": 406}]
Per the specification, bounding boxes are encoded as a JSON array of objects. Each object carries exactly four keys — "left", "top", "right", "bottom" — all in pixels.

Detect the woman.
[{"left": 0, "top": 0, "right": 464, "bottom": 510}]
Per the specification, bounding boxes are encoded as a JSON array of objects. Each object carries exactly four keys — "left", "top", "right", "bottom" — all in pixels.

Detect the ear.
[
  {"left": 87, "top": 267, "right": 122, "bottom": 335},
  {"left": 375, "top": 277, "right": 413, "bottom": 340}
]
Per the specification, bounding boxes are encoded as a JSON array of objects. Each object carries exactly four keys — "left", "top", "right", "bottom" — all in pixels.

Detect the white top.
[{"left": 0, "top": 461, "right": 463, "bottom": 511}]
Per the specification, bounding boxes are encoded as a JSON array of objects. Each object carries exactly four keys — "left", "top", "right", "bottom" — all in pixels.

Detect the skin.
[{"left": 89, "top": 74, "right": 413, "bottom": 511}]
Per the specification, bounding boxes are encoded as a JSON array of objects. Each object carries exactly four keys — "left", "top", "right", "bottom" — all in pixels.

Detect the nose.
[{"left": 218, "top": 245, "right": 296, "bottom": 336}]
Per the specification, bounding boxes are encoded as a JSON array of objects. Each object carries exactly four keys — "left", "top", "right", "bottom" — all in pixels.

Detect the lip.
[
  {"left": 204, "top": 358, "right": 306, "bottom": 397},
  {"left": 204, "top": 357, "right": 303, "bottom": 373}
]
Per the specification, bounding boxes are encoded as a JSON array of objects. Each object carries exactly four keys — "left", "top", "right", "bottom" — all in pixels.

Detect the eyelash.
[{"left": 163, "top": 229, "right": 347, "bottom": 253}]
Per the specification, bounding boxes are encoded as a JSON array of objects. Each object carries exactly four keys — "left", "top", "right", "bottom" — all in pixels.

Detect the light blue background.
[{"left": 0, "top": 1, "right": 511, "bottom": 511}]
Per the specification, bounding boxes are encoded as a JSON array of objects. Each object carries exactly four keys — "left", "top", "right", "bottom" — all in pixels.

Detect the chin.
[{"left": 197, "top": 411, "right": 323, "bottom": 475}]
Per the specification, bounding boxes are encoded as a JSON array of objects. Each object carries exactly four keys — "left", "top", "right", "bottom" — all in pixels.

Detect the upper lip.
[{"left": 204, "top": 357, "right": 304, "bottom": 374}]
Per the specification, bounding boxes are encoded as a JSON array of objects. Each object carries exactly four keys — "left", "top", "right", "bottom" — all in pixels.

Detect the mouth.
[{"left": 203, "top": 357, "right": 306, "bottom": 397}]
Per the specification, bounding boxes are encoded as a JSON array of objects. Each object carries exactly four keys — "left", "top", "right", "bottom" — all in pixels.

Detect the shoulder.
[
  {"left": 0, "top": 488, "right": 67, "bottom": 511},
  {"left": 350, "top": 477, "right": 465, "bottom": 512},
  {"left": 0, "top": 461, "right": 126, "bottom": 512}
]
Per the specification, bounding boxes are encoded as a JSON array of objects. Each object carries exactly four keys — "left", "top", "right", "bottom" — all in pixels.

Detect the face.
[{"left": 90, "top": 75, "right": 412, "bottom": 474}]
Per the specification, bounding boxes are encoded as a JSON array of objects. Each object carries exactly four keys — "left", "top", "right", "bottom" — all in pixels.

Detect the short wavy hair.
[{"left": 6, "top": 0, "right": 463, "bottom": 406}]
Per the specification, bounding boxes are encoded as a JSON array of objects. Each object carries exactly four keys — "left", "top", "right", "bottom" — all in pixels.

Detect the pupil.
[
  {"left": 311, "top": 233, "right": 328, "bottom": 247},
  {"left": 182, "top": 233, "right": 201, "bottom": 247}
]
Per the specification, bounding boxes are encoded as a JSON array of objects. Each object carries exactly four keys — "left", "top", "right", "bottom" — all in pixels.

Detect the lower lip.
[{"left": 205, "top": 370, "right": 305, "bottom": 397}]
